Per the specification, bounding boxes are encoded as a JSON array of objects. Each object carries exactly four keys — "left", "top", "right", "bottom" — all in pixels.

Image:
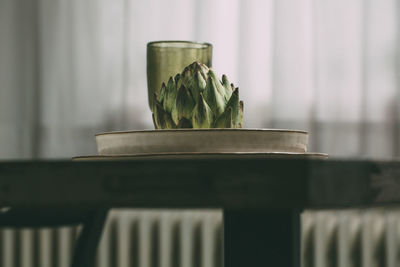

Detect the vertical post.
[
  {"left": 71, "top": 208, "right": 109, "bottom": 267},
  {"left": 224, "top": 209, "right": 301, "bottom": 267}
]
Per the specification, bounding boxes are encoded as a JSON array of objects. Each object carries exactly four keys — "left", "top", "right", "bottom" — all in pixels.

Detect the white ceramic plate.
[
  {"left": 95, "top": 129, "right": 308, "bottom": 156},
  {"left": 73, "top": 152, "right": 327, "bottom": 161}
]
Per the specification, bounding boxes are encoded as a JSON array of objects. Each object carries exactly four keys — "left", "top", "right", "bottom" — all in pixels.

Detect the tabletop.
[{"left": 0, "top": 157, "right": 399, "bottom": 210}]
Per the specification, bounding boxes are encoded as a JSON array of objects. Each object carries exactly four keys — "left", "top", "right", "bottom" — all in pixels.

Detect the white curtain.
[{"left": 1, "top": 0, "right": 399, "bottom": 159}]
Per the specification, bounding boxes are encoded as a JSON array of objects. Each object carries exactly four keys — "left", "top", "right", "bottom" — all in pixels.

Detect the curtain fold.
[
  {"left": 0, "top": 0, "right": 399, "bottom": 159},
  {"left": 0, "top": 0, "right": 39, "bottom": 158}
]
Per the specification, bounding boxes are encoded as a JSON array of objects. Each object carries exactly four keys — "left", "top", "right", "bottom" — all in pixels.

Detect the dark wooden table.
[{"left": 1, "top": 158, "right": 400, "bottom": 267}]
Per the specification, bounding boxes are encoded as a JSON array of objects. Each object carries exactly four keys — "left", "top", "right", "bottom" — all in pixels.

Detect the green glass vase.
[{"left": 147, "top": 41, "right": 212, "bottom": 110}]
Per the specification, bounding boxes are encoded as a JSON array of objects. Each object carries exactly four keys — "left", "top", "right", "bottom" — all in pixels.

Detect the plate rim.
[
  {"left": 95, "top": 128, "right": 308, "bottom": 137},
  {"left": 73, "top": 152, "right": 328, "bottom": 160}
]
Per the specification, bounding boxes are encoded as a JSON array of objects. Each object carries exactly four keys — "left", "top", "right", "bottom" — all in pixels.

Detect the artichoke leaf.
[
  {"left": 214, "top": 106, "right": 233, "bottom": 128},
  {"left": 204, "top": 77, "right": 225, "bottom": 116},
  {"left": 164, "top": 77, "right": 177, "bottom": 113},
  {"left": 222, "top": 75, "right": 233, "bottom": 98},
  {"left": 154, "top": 101, "right": 176, "bottom": 129},
  {"left": 191, "top": 71, "right": 207, "bottom": 102},
  {"left": 224, "top": 87, "right": 240, "bottom": 127},
  {"left": 192, "top": 93, "right": 213, "bottom": 128},
  {"left": 152, "top": 113, "right": 159, "bottom": 129},
  {"left": 239, "top": 100, "right": 244, "bottom": 128},
  {"left": 159, "top": 82, "right": 166, "bottom": 104},
  {"left": 209, "top": 70, "right": 230, "bottom": 102},
  {"left": 176, "top": 85, "right": 195, "bottom": 120}
]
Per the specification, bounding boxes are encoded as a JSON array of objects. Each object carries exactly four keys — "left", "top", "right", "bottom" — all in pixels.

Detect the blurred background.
[
  {"left": 1, "top": 0, "right": 400, "bottom": 267},
  {"left": 2, "top": 0, "right": 399, "bottom": 159}
]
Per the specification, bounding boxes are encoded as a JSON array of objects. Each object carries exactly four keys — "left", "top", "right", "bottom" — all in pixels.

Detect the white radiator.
[
  {"left": 0, "top": 209, "right": 223, "bottom": 267},
  {"left": 1, "top": 208, "right": 399, "bottom": 267},
  {"left": 302, "top": 208, "right": 400, "bottom": 267}
]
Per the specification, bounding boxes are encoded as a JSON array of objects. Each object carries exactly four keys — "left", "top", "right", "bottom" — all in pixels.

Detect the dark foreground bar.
[
  {"left": 0, "top": 158, "right": 398, "bottom": 209},
  {"left": 0, "top": 158, "right": 399, "bottom": 267}
]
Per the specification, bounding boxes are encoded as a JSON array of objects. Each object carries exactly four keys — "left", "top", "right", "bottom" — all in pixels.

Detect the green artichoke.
[{"left": 151, "top": 62, "right": 243, "bottom": 129}]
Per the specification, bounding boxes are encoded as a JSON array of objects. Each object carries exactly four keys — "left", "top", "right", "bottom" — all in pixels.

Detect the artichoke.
[{"left": 151, "top": 62, "right": 243, "bottom": 129}]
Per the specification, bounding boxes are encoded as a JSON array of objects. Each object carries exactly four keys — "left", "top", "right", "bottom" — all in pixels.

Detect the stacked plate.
[{"left": 74, "top": 129, "right": 327, "bottom": 160}]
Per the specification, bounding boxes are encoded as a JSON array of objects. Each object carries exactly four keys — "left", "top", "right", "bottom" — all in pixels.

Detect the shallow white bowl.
[{"left": 95, "top": 129, "right": 308, "bottom": 156}]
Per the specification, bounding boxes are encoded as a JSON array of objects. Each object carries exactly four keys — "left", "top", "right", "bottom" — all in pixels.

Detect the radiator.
[
  {"left": 302, "top": 208, "right": 400, "bottom": 267},
  {"left": 0, "top": 209, "right": 223, "bottom": 267},
  {"left": 0, "top": 208, "right": 399, "bottom": 267}
]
